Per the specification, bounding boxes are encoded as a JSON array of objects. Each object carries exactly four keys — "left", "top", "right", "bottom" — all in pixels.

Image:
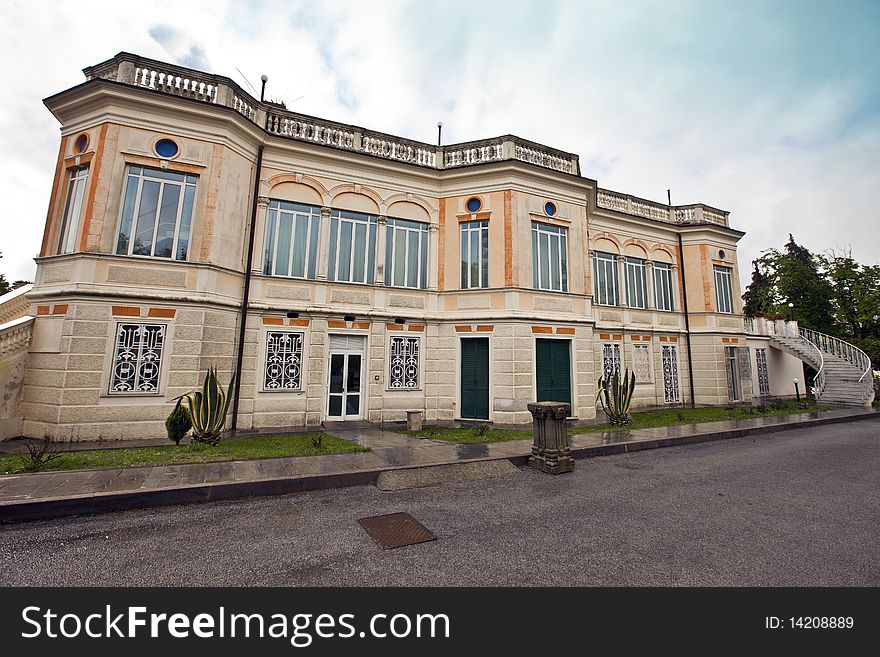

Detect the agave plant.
[
  {"left": 174, "top": 367, "right": 236, "bottom": 446},
  {"left": 596, "top": 368, "right": 636, "bottom": 425}
]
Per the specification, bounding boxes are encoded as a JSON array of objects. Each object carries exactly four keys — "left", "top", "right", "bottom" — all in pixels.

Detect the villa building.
[{"left": 5, "top": 52, "right": 868, "bottom": 443}]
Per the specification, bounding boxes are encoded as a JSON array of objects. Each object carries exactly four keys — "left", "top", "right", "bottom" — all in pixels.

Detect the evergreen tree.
[{"left": 742, "top": 262, "right": 774, "bottom": 316}]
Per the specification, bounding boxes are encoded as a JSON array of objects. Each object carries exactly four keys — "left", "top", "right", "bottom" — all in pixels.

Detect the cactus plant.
[
  {"left": 596, "top": 369, "right": 636, "bottom": 425},
  {"left": 174, "top": 367, "right": 236, "bottom": 446}
]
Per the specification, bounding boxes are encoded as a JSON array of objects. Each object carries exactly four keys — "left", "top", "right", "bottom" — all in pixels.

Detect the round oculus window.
[
  {"left": 544, "top": 201, "right": 557, "bottom": 217},
  {"left": 719, "top": 249, "right": 726, "bottom": 260},
  {"left": 155, "top": 139, "right": 179, "bottom": 159},
  {"left": 74, "top": 134, "right": 88, "bottom": 153},
  {"left": 466, "top": 197, "right": 482, "bottom": 213}
]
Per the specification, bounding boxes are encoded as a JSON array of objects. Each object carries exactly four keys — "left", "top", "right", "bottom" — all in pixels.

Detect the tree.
[
  {"left": 742, "top": 237, "right": 880, "bottom": 366},
  {"left": 742, "top": 262, "right": 774, "bottom": 316},
  {"left": 0, "top": 252, "right": 10, "bottom": 296}
]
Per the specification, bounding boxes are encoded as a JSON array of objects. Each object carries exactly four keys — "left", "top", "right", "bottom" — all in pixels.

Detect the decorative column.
[
  {"left": 645, "top": 259, "right": 655, "bottom": 310},
  {"left": 616, "top": 255, "right": 628, "bottom": 307},
  {"left": 428, "top": 223, "right": 439, "bottom": 290},
  {"left": 253, "top": 196, "right": 271, "bottom": 274},
  {"left": 316, "top": 206, "right": 332, "bottom": 280},
  {"left": 375, "top": 215, "right": 388, "bottom": 286},
  {"left": 527, "top": 401, "right": 574, "bottom": 474}
]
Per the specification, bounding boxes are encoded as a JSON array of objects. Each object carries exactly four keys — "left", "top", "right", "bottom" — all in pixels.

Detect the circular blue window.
[
  {"left": 155, "top": 139, "right": 179, "bottom": 158},
  {"left": 466, "top": 197, "right": 482, "bottom": 213},
  {"left": 74, "top": 134, "right": 88, "bottom": 153},
  {"left": 719, "top": 250, "right": 726, "bottom": 260},
  {"left": 544, "top": 201, "right": 557, "bottom": 217}
]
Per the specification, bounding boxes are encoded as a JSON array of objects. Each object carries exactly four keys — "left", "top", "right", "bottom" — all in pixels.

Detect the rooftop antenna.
[
  {"left": 234, "top": 67, "right": 259, "bottom": 97},
  {"left": 260, "top": 74, "right": 268, "bottom": 102},
  {"left": 437, "top": 121, "right": 443, "bottom": 146}
]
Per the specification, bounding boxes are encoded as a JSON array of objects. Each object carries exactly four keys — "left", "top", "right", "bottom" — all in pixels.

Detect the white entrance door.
[{"left": 327, "top": 334, "right": 366, "bottom": 420}]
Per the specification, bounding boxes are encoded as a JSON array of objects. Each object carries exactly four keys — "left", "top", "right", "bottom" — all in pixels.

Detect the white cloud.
[{"left": 1, "top": 0, "right": 877, "bottom": 289}]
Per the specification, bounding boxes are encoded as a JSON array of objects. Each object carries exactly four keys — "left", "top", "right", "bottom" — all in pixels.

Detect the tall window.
[
  {"left": 531, "top": 222, "right": 568, "bottom": 292},
  {"left": 653, "top": 262, "right": 674, "bottom": 311},
  {"left": 263, "top": 201, "right": 320, "bottom": 279},
  {"left": 725, "top": 346, "right": 740, "bottom": 401},
  {"left": 264, "top": 331, "right": 304, "bottom": 390},
  {"left": 714, "top": 265, "right": 734, "bottom": 313},
  {"left": 116, "top": 166, "right": 196, "bottom": 260},
  {"left": 460, "top": 220, "right": 489, "bottom": 289},
  {"left": 602, "top": 343, "right": 621, "bottom": 380},
  {"left": 389, "top": 335, "right": 420, "bottom": 389},
  {"left": 661, "top": 344, "right": 680, "bottom": 403},
  {"left": 625, "top": 257, "right": 647, "bottom": 309},
  {"left": 109, "top": 323, "right": 166, "bottom": 394},
  {"left": 632, "top": 343, "right": 651, "bottom": 383},
  {"left": 385, "top": 218, "right": 428, "bottom": 289},
  {"left": 58, "top": 167, "right": 88, "bottom": 254},
  {"left": 592, "top": 252, "right": 618, "bottom": 306},
  {"left": 328, "top": 210, "right": 377, "bottom": 284},
  {"left": 755, "top": 347, "right": 770, "bottom": 397}
]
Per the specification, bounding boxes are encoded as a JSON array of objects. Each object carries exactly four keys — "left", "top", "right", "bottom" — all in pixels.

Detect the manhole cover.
[{"left": 357, "top": 512, "right": 436, "bottom": 550}]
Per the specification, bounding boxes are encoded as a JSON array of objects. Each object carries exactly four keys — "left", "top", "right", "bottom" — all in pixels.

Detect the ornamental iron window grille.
[
  {"left": 328, "top": 210, "right": 377, "bottom": 284},
  {"left": 714, "top": 265, "right": 734, "bottom": 314},
  {"left": 724, "top": 345, "right": 740, "bottom": 401},
  {"left": 263, "top": 201, "right": 320, "bottom": 279},
  {"left": 116, "top": 166, "right": 197, "bottom": 260},
  {"left": 602, "top": 343, "right": 621, "bottom": 380},
  {"left": 756, "top": 347, "right": 770, "bottom": 397},
  {"left": 653, "top": 262, "right": 674, "bottom": 311},
  {"left": 461, "top": 220, "right": 489, "bottom": 289},
  {"left": 531, "top": 222, "right": 568, "bottom": 292},
  {"left": 109, "top": 323, "right": 166, "bottom": 394},
  {"left": 632, "top": 343, "right": 652, "bottom": 383},
  {"left": 661, "top": 344, "right": 681, "bottom": 403},
  {"left": 264, "top": 331, "right": 304, "bottom": 390},
  {"left": 625, "top": 257, "right": 648, "bottom": 309},
  {"left": 58, "top": 167, "right": 89, "bottom": 254},
  {"left": 389, "top": 335, "right": 420, "bottom": 389},
  {"left": 385, "top": 218, "right": 429, "bottom": 289},
  {"left": 593, "top": 251, "right": 618, "bottom": 306}
]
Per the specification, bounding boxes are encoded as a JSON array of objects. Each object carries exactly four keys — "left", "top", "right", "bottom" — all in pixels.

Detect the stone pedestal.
[
  {"left": 527, "top": 401, "right": 574, "bottom": 474},
  {"left": 406, "top": 410, "right": 424, "bottom": 431}
]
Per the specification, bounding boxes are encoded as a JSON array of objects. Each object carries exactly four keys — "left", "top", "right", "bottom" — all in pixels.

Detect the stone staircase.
[
  {"left": 770, "top": 327, "right": 874, "bottom": 407},
  {"left": 0, "top": 284, "right": 34, "bottom": 439}
]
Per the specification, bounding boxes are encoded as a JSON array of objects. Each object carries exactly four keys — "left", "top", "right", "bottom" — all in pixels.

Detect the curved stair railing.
[
  {"left": 799, "top": 327, "right": 874, "bottom": 404},
  {"left": 797, "top": 335, "right": 826, "bottom": 399}
]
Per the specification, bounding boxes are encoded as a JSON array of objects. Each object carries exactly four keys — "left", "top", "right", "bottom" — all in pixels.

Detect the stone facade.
[{"left": 2, "top": 51, "right": 804, "bottom": 441}]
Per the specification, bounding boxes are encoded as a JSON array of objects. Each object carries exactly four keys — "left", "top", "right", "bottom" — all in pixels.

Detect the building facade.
[{"left": 2, "top": 52, "right": 812, "bottom": 442}]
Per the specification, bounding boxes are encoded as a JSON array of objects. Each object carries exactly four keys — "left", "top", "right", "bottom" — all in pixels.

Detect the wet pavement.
[{"left": 0, "top": 408, "right": 876, "bottom": 517}]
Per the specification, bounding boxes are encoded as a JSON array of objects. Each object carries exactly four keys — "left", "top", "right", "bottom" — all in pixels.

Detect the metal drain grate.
[{"left": 357, "top": 512, "right": 436, "bottom": 550}]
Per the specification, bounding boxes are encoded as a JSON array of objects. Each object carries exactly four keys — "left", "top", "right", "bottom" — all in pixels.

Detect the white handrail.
[{"left": 800, "top": 327, "right": 872, "bottom": 383}]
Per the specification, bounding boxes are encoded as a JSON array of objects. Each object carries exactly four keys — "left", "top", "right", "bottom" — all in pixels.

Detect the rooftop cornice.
[{"left": 70, "top": 52, "right": 731, "bottom": 228}]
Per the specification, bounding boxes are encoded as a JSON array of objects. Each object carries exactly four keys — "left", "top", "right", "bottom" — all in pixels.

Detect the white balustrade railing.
[
  {"left": 514, "top": 143, "right": 574, "bottom": 173},
  {"left": 800, "top": 328, "right": 872, "bottom": 384},
  {"left": 0, "top": 316, "right": 34, "bottom": 358},
  {"left": 133, "top": 65, "right": 218, "bottom": 103},
  {"left": 597, "top": 191, "right": 730, "bottom": 227},
  {"left": 0, "top": 284, "right": 32, "bottom": 325},
  {"left": 444, "top": 143, "right": 503, "bottom": 168}
]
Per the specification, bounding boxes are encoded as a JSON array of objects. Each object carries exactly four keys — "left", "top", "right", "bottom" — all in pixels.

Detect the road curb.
[{"left": 2, "top": 411, "right": 877, "bottom": 522}]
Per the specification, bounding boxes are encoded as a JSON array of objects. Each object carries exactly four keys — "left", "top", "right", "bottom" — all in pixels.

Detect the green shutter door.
[
  {"left": 460, "top": 338, "right": 489, "bottom": 419},
  {"left": 535, "top": 339, "right": 572, "bottom": 406}
]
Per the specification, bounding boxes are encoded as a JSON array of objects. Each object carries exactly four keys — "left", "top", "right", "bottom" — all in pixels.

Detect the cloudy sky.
[{"left": 1, "top": 0, "right": 878, "bottom": 287}]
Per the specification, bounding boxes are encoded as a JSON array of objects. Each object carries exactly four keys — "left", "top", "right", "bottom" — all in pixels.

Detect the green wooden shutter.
[
  {"left": 460, "top": 338, "right": 489, "bottom": 419},
  {"left": 535, "top": 339, "right": 571, "bottom": 406}
]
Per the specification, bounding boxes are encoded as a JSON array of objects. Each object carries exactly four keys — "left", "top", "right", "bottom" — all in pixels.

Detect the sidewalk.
[{"left": 1, "top": 408, "right": 877, "bottom": 521}]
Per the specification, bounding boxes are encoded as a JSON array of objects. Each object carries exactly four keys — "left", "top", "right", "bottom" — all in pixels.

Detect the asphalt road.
[{"left": 1, "top": 421, "right": 878, "bottom": 586}]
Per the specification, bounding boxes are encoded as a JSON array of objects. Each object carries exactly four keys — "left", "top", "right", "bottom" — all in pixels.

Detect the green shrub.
[
  {"left": 596, "top": 369, "right": 636, "bottom": 425},
  {"left": 165, "top": 402, "right": 192, "bottom": 445},
  {"left": 471, "top": 423, "right": 491, "bottom": 439}
]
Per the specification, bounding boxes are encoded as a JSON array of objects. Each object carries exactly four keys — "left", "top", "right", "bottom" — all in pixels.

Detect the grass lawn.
[
  {"left": 0, "top": 432, "right": 366, "bottom": 475},
  {"left": 395, "top": 400, "right": 831, "bottom": 444}
]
